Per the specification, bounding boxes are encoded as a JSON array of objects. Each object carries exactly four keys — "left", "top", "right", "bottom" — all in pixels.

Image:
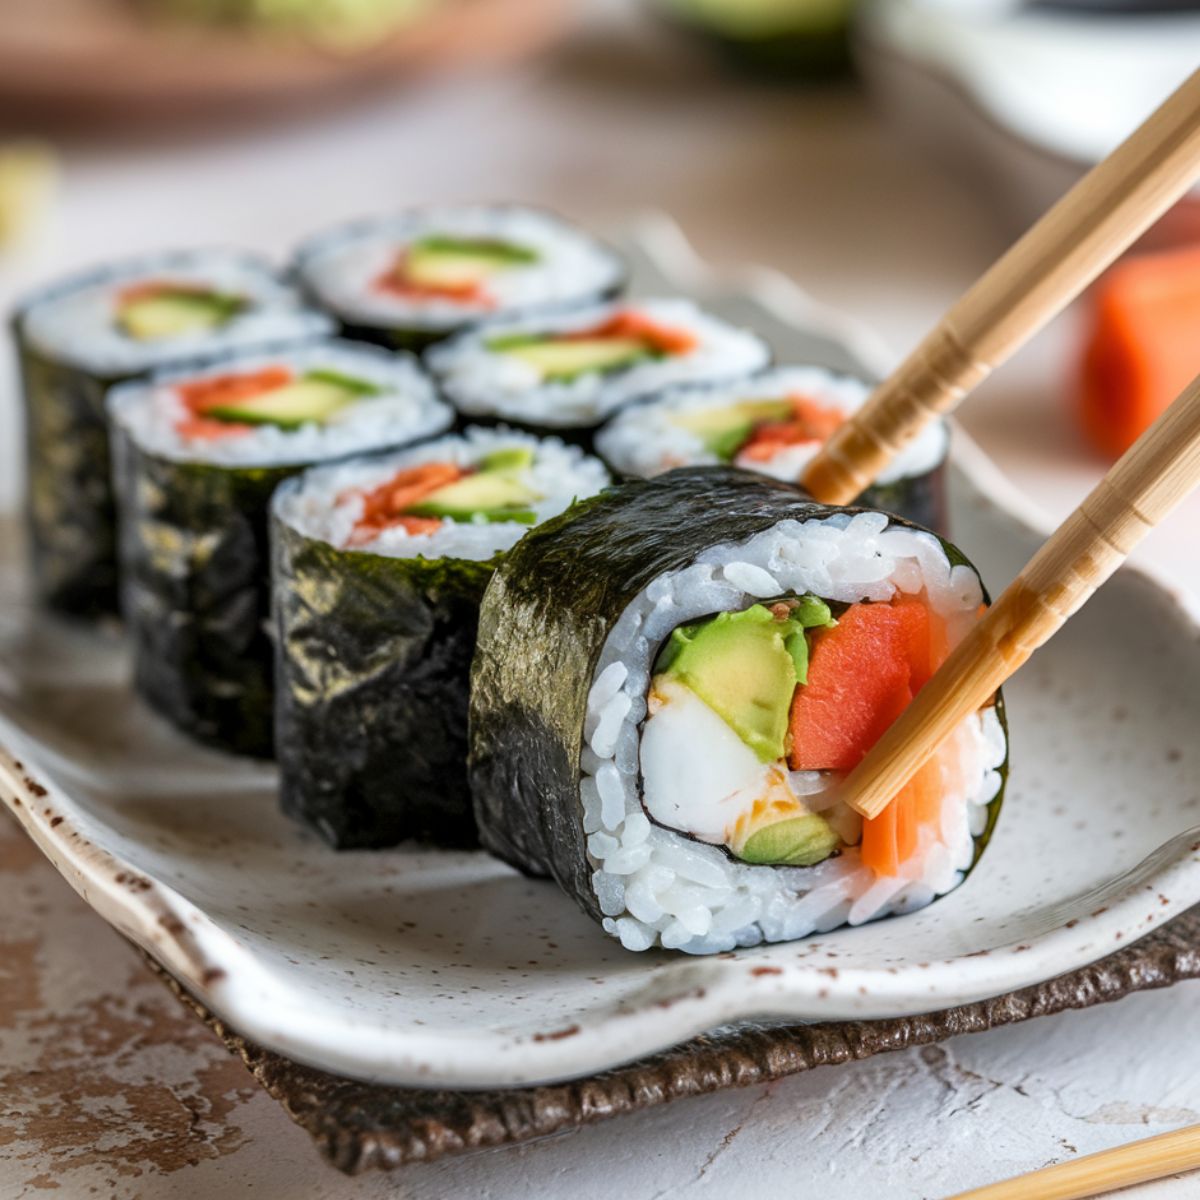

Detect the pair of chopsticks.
[
  {"left": 793, "top": 65, "right": 1200, "bottom": 1200},
  {"left": 797, "top": 66, "right": 1200, "bottom": 825}
]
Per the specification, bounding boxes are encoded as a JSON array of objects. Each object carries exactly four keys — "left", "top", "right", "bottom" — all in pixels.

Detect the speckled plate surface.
[{"left": 3, "top": 221, "right": 1200, "bottom": 1090}]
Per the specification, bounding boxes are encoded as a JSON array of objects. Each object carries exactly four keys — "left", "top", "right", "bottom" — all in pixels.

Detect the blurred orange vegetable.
[{"left": 1079, "top": 243, "right": 1200, "bottom": 460}]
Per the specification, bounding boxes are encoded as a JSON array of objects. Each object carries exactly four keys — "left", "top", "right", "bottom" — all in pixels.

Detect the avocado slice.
[
  {"left": 407, "top": 470, "right": 541, "bottom": 524},
  {"left": 658, "top": 599, "right": 834, "bottom": 762},
  {"left": 490, "top": 335, "right": 658, "bottom": 383},
  {"left": 404, "top": 236, "right": 538, "bottom": 290},
  {"left": 204, "top": 377, "right": 362, "bottom": 430},
  {"left": 673, "top": 398, "right": 794, "bottom": 460},
  {"left": 735, "top": 813, "right": 840, "bottom": 867},
  {"left": 118, "top": 289, "right": 244, "bottom": 341},
  {"left": 478, "top": 446, "right": 535, "bottom": 473}
]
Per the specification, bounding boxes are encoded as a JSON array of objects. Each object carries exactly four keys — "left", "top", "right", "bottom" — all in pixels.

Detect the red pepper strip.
[
  {"left": 343, "top": 461, "right": 465, "bottom": 544},
  {"left": 738, "top": 394, "right": 847, "bottom": 463}
]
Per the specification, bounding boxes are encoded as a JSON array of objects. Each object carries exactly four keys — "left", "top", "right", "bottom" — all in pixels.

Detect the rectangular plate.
[{"left": 3, "top": 220, "right": 1200, "bottom": 1101}]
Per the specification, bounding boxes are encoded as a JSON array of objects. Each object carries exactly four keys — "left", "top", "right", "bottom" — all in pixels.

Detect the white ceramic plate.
[{"left": 4, "top": 220, "right": 1200, "bottom": 1090}]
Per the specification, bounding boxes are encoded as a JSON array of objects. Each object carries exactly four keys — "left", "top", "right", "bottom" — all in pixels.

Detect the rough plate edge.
[{"left": 4, "top": 217, "right": 1200, "bottom": 1090}]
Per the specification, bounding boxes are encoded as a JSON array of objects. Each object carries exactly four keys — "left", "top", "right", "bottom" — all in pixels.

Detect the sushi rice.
[
  {"left": 595, "top": 365, "right": 948, "bottom": 486},
  {"left": 427, "top": 298, "right": 772, "bottom": 430},
  {"left": 294, "top": 205, "right": 626, "bottom": 339},
  {"left": 20, "top": 248, "right": 328, "bottom": 377},
  {"left": 277, "top": 426, "right": 610, "bottom": 561},
  {"left": 582, "top": 510, "right": 1007, "bottom": 954},
  {"left": 108, "top": 338, "right": 450, "bottom": 466}
]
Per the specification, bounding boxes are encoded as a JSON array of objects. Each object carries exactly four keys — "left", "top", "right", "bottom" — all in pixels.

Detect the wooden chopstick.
[
  {"left": 946, "top": 1122, "right": 1200, "bottom": 1200},
  {"left": 840, "top": 370, "right": 1200, "bottom": 820},
  {"left": 800, "top": 68, "right": 1200, "bottom": 508}
]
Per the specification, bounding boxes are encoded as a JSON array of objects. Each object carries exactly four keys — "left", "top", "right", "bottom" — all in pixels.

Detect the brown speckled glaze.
[{"left": 146, "top": 911, "right": 1200, "bottom": 1173}]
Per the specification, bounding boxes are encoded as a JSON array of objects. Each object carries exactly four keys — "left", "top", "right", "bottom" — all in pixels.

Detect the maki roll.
[
  {"left": 426, "top": 298, "right": 772, "bottom": 446},
  {"left": 293, "top": 205, "right": 627, "bottom": 352},
  {"left": 596, "top": 366, "right": 950, "bottom": 532},
  {"left": 271, "top": 428, "right": 609, "bottom": 849},
  {"left": 109, "top": 339, "right": 452, "bottom": 758},
  {"left": 470, "top": 468, "right": 1007, "bottom": 954},
  {"left": 14, "top": 249, "right": 331, "bottom": 617}
]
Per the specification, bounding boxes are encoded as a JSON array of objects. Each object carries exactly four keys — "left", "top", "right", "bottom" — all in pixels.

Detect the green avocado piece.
[
  {"left": 736, "top": 813, "right": 840, "bottom": 867},
  {"left": 658, "top": 598, "right": 836, "bottom": 760},
  {"left": 673, "top": 399, "right": 794, "bottom": 461},
  {"left": 489, "top": 335, "right": 658, "bottom": 383},
  {"left": 204, "top": 378, "right": 357, "bottom": 429},
  {"left": 405, "top": 235, "right": 538, "bottom": 289},
  {"left": 478, "top": 446, "right": 535, "bottom": 474},
  {"left": 407, "top": 470, "right": 541, "bottom": 524},
  {"left": 118, "top": 290, "right": 244, "bottom": 341},
  {"left": 660, "top": 605, "right": 799, "bottom": 763}
]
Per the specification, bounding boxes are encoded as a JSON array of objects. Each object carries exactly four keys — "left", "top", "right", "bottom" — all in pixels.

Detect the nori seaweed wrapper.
[
  {"left": 469, "top": 466, "right": 1007, "bottom": 925},
  {"left": 271, "top": 491, "right": 492, "bottom": 848},
  {"left": 860, "top": 463, "right": 947, "bottom": 538},
  {"left": 111, "top": 429, "right": 295, "bottom": 758},
  {"left": 14, "top": 329, "right": 127, "bottom": 618}
]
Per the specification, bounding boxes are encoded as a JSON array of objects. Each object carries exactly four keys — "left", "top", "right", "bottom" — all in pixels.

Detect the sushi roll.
[
  {"left": 13, "top": 249, "right": 332, "bottom": 618},
  {"left": 271, "top": 427, "right": 610, "bottom": 849},
  {"left": 470, "top": 467, "right": 1008, "bottom": 954},
  {"left": 595, "top": 366, "right": 950, "bottom": 532},
  {"left": 426, "top": 298, "right": 772, "bottom": 446},
  {"left": 109, "top": 339, "right": 452, "bottom": 758},
  {"left": 293, "top": 205, "right": 627, "bottom": 352}
]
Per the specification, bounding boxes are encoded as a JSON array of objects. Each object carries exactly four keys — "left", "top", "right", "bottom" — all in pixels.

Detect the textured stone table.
[{"left": 3, "top": 2, "right": 1200, "bottom": 1195}]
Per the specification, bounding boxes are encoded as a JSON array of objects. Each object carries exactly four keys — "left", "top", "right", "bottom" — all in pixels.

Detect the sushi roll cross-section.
[
  {"left": 271, "top": 428, "right": 610, "bottom": 849},
  {"left": 293, "top": 205, "right": 627, "bottom": 351},
  {"left": 470, "top": 468, "right": 1007, "bottom": 955},
  {"left": 13, "top": 249, "right": 331, "bottom": 617},
  {"left": 108, "top": 340, "right": 452, "bottom": 758},
  {"left": 426, "top": 298, "right": 772, "bottom": 445},
  {"left": 596, "top": 366, "right": 950, "bottom": 532}
]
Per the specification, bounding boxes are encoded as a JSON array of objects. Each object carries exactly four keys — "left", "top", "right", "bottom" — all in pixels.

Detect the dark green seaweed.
[
  {"left": 860, "top": 462, "right": 947, "bottom": 538},
  {"left": 15, "top": 333, "right": 125, "bottom": 617},
  {"left": 469, "top": 465, "right": 1007, "bottom": 929},
  {"left": 111, "top": 430, "right": 296, "bottom": 758},
  {"left": 271, "top": 501, "right": 492, "bottom": 848}
]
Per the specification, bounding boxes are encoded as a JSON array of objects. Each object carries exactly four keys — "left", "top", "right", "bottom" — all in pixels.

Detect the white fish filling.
[
  {"left": 107, "top": 341, "right": 451, "bottom": 467},
  {"left": 427, "top": 299, "right": 771, "bottom": 428},
  {"left": 274, "top": 426, "right": 610, "bottom": 562},
  {"left": 295, "top": 206, "right": 624, "bottom": 331},
  {"left": 595, "top": 366, "right": 949, "bottom": 487},
  {"left": 20, "top": 250, "right": 330, "bottom": 377},
  {"left": 582, "top": 511, "right": 1007, "bottom": 954}
]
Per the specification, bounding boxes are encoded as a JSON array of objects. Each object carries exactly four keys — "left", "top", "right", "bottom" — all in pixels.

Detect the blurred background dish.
[
  {"left": 0, "top": 0, "right": 569, "bottom": 119},
  {"left": 856, "top": 0, "right": 1200, "bottom": 243}
]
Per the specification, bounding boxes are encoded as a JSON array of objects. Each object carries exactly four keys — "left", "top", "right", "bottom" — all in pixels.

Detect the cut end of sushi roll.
[
  {"left": 427, "top": 298, "right": 773, "bottom": 433},
  {"left": 585, "top": 510, "right": 1004, "bottom": 954},
  {"left": 469, "top": 467, "right": 1007, "bottom": 956},
  {"left": 595, "top": 366, "right": 950, "bottom": 530},
  {"left": 107, "top": 339, "right": 452, "bottom": 468},
  {"left": 293, "top": 205, "right": 627, "bottom": 347},
  {"left": 15, "top": 248, "right": 332, "bottom": 378},
  {"left": 275, "top": 425, "right": 611, "bottom": 563},
  {"left": 597, "top": 366, "right": 947, "bottom": 485},
  {"left": 271, "top": 427, "right": 610, "bottom": 851}
]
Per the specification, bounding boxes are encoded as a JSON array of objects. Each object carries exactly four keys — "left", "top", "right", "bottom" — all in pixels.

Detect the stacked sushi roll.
[
  {"left": 470, "top": 468, "right": 1007, "bottom": 954},
  {"left": 272, "top": 428, "right": 609, "bottom": 849},
  {"left": 426, "top": 298, "right": 772, "bottom": 446},
  {"left": 109, "top": 339, "right": 452, "bottom": 758},
  {"left": 293, "top": 206, "right": 627, "bottom": 352},
  {"left": 13, "top": 250, "right": 332, "bottom": 616},
  {"left": 596, "top": 366, "right": 950, "bottom": 532}
]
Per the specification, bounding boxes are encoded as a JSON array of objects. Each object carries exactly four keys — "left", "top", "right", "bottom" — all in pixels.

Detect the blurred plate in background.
[
  {"left": 856, "top": 0, "right": 1200, "bottom": 245},
  {"left": 0, "top": 0, "right": 569, "bottom": 120}
]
